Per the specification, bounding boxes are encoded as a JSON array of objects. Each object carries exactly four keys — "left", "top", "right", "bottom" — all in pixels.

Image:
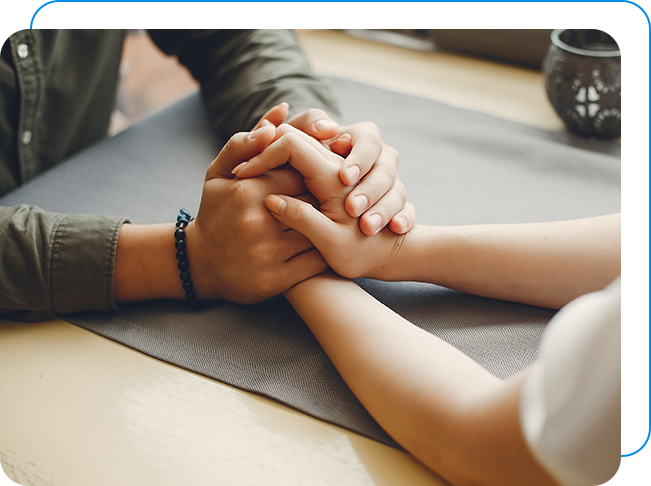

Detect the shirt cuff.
[{"left": 50, "top": 214, "right": 129, "bottom": 314}]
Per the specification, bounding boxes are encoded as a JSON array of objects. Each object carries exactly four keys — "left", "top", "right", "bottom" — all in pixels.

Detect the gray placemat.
[{"left": 1, "top": 77, "right": 620, "bottom": 448}]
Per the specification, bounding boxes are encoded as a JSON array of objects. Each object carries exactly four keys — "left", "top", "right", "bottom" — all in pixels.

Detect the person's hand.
[
  {"left": 233, "top": 124, "right": 415, "bottom": 280},
  {"left": 184, "top": 125, "right": 328, "bottom": 304},
  {"left": 252, "top": 104, "right": 415, "bottom": 236}
]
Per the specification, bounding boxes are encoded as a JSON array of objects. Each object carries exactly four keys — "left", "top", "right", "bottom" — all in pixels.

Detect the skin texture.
[
  {"left": 241, "top": 125, "right": 619, "bottom": 484},
  {"left": 114, "top": 105, "right": 415, "bottom": 304},
  {"left": 241, "top": 124, "right": 619, "bottom": 308},
  {"left": 116, "top": 111, "right": 618, "bottom": 483},
  {"left": 248, "top": 103, "right": 415, "bottom": 235},
  {"left": 285, "top": 273, "right": 559, "bottom": 486},
  {"left": 114, "top": 126, "right": 327, "bottom": 304}
]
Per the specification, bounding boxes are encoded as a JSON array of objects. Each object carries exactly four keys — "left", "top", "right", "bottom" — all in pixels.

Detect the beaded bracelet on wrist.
[{"left": 174, "top": 209, "right": 200, "bottom": 309}]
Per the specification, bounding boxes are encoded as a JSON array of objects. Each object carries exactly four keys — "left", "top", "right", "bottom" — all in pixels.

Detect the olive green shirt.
[{"left": 0, "top": 29, "right": 339, "bottom": 321}]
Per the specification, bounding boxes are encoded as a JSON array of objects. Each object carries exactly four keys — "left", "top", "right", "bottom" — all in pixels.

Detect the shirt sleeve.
[
  {"left": 0, "top": 204, "right": 128, "bottom": 321},
  {"left": 520, "top": 277, "right": 621, "bottom": 486},
  {"left": 146, "top": 29, "right": 341, "bottom": 136}
]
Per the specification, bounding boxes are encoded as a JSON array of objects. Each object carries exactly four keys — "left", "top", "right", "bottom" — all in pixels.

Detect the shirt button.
[
  {"left": 21, "top": 130, "right": 33, "bottom": 145},
  {"left": 17, "top": 43, "right": 29, "bottom": 59}
]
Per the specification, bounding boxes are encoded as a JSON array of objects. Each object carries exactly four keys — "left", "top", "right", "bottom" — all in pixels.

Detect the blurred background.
[
  {"left": 112, "top": 29, "right": 648, "bottom": 157},
  {"left": 110, "top": 29, "right": 560, "bottom": 136},
  {"left": 0, "top": 29, "right": 648, "bottom": 157}
]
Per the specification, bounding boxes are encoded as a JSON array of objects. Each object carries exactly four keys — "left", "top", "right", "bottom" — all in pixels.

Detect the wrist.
[
  {"left": 400, "top": 225, "right": 460, "bottom": 285},
  {"left": 369, "top": 225, "right": 428, "bottom": 281},
  {"left": 284, "top": 270, "right": 348, "bottom": 305},
  {"left": 114, "top": 223, "right": 185, "bottom": 303},
  {"left": 181, "top": 219, "right": 216, "bottom": 301},
  {"left": 173, "top": 211, "right": 201, "bottom": 308}
]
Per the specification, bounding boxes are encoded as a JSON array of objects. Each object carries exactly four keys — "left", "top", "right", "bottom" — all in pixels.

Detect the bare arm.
[
  {"left": 285, "top": 273, "right": 557, "bottom": 486},
  {"left": 383, "top": 214, "right": 621, "bottom": 309},
  {"left": 235, "top": 122, "right": 617, "bottom": 484},
  {"left": 237, "top": 123, "right": 616, "bottom": 483},
  {"left": 236, "top": 124, "right": 619, "bottom": 309},
  {"left": 272, "top": 201, "right": 620, "bottom": 310}
]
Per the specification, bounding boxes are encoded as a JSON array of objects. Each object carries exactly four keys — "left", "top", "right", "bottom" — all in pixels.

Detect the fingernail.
[
  {"left": 266, "top": 195, "right": 287, "bottom": 215},
  {"left": 315, "top": 119, "right": 337, "bottom": 132},
  {"left": 352, "top": 194, "right": 368, "bottom": 216},
  {"left": 249, "top": 126, "right": 267, "bottom": 140},
  {"left": 340, "top": 133, "right": 352, "bottom": 141},
  {"left": 345, "top": 165, "right": 361, "bottom": 185},
  {"left": 367, "top": 213, "right": 382, "bottom": 234},
  {"left": 394, "top": 216, "right": 408, "bottom": 234},
  {"left": 279, "top": 102, "right": 289, "bottom": 109},
  {"left": 231, "top": 162, "right": 246, "bottom": 175}
]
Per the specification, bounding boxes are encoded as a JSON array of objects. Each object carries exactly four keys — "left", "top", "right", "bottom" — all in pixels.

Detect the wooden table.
[{"left": 0, "top": 30, "right": 563, "bottom": 486}]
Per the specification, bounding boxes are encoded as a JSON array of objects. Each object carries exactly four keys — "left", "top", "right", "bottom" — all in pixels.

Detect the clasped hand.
[
  {"left": 233, "top": 122, "right": 416, "bottom": 282},
  {"left": 188, "top": 105, "right": 414, "bottom": 303}
]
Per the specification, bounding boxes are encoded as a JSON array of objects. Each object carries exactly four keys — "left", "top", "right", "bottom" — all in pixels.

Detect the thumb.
[
  {"left": 329, "top": 133, "right": 353, "bottom": 158},
  {"left": 265, "top": 194, "right": 334, "bottom": 249},
  {"left": 253, "top": 102, "right": 289, "bottom": 130},
  {"left": 287, "top": 109, "right": 340, "bottom": 142},
  {"left": 207, "top": 124, "right": 275, "bottom": 179}
]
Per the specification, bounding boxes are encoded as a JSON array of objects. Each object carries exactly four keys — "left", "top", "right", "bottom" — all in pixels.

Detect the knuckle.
[
  {"left": 280, "top": 132, "right": 300, "bottom": 149},
  {"left": 235, "top": 208, "right": 266, "bottom": 237},
  {"left": 394, "top": 180, "right": 407, "bottom": 202},
  {"left": 306, "top": 108, "right": 327, "bottom": 119},
  {"left": 367, "top": 133, "right": 383, "bottom": 154},
  {"left": 230, "top": 180, "right": 254, "bottom": 204},
  {"left": 292, "top": 203, "right": 313, "bottom": 227},
  {"left": 276, "top": 124, "right": 293, "bottom": 136},
  {"left": 359, "top": 121, "right": 380, "bottom": 134},
  {"left": 364, "top": 179, "right": 387, "bottom": 202},
  {"left": 379, "top": 157, "right": 398, "bottom": 180},
  {"left": 383, "top": 145, "right": 400, "bottom": 167},
  {"left": 349, "top": 122, "right": 381, "bottom": 152},
  {"left": 377, "top": 185, "right": 408, "bottom": 221},
  {"left": 223, "top": 135, "right": 239, "bottom": 154}
]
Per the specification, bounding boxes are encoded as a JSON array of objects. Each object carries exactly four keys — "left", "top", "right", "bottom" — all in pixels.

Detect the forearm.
[
  {"left": 203, "top": 29, "right": 340, "bottom": 132},
  {"left": 285, "top": 273, "right": 554, "bottom": 486},
  {"left": 389, "top": 214, "right": 620, "bottom": 309},
  {"left": 148, "top": 29, "right": 340, "bottom": 135},
  {"left": 285, "top": 273, "right": 497, "bottom": 455}
]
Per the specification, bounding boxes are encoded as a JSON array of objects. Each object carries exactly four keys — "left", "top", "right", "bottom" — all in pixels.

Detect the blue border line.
[
  {"left": 20, "top": 11, "right": 651, "bottom": 485},
  {"left": 31, "top": 1, "right": 59, "bottom": 27},
  {"left": 24, "top": 0, "right": 651, "bottom": 29}
]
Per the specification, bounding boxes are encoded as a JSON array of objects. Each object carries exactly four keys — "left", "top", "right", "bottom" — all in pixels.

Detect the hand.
[
  {"left": 253, "top": 104, "right": 415, "bottom": 236},
  {"left": 186, "top": 125, "right": 327, "bottom": 304},
  {"left": 233, "top": 124, "right": 414, "bottom": 280}
]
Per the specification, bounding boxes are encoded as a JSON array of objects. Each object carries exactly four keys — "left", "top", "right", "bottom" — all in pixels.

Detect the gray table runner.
[{"left": 1, "top": 77, "right": 620, "bottom": 448}]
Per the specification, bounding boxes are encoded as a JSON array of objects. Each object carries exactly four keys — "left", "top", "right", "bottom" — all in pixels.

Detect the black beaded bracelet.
[{"left": 174, "top": 209, "right": 199, "bottom": 309}]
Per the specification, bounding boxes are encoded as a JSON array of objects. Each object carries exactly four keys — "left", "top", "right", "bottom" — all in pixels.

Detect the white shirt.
[{"left": 520, "top": 277, "right": 621, "bottom": 486}]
